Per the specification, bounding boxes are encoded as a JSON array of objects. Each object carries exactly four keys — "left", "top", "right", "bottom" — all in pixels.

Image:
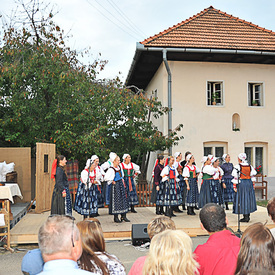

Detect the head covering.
[
  {"left": 91, "top": 155, "right": 99, "bottom": 163},
  {"left": 85, "top": 159, "right": 92, "bottom": 169},
  {"left": 109, "top": 152, "right": 117, "bottom": 163},
  {"left": 238, "top": 153, "right": 247, "bottom": 163},
  {"left": 21, "top": 249, "right": 44, "bottom": 275},
  {"left": 186, "top": 154, "right": 192, "bottom": 162},
  {"left": 123, "top": 154, "right": 130, "bottom": 161},
  {"left": 201, "top": 156, "right": 208, "bottom": 164},
  {"left": 211, "top": 157, "right": 218, "bottom": 163},
  {"left": 222, "top": 154, "right": 228, "bottom": 161},
  {"left": 207, "top": 155, "right": 213, "bottom": 162},
  {"left": 174, "top": 152, "right": 181, "bottom": 159}
]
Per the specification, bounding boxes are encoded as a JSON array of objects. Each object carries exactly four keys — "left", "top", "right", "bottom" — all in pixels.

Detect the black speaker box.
[{"left": 131, "top": 223, "right": 150, "bottom": 246}]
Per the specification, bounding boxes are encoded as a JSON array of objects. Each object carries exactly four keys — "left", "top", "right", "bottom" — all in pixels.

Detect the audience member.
[
  {"left": 77, "top": 218, "right": 126, "bottom": 275},
  {"left": 37, "top": 215, "right": 92, "bottom": 275},
  {"left": 194, "top": 203, "right": 240, "bottom": 275},
  {"left": 267, "top": 197, "right": 275, "bottom": 238},
  {"left": 142, "top": 230, "right": 199, "bottom": 275},
  {"left": 234, "top": 222, "right": 275, "bottom": 275},
  {"left": 21, "top": 248, "right": 44, "bottom": 275},
  {"left": 128, "top": 216, "right": 176, "bottom": 275}
]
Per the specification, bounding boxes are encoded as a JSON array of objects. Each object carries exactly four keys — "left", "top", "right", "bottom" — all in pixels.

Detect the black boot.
[
  {"left": 174, "top": 205, "right": 183, "bottom": 213},
  {"left": 131, "top": 205, "right": 137, "bottom": 213},
  {"left": 187, "top": 206, "right": 192, "bottom": 215},
  {"left": 194, "top": 205, "right": 199, "bottom": 210},
  {"left": 170, "top": 207, "right": 176, "bottom": 217},
  {"left": 156, "top": 205, "right": 161, "bottom": 215},
  {"left": 114, "top": 214, "right": 122, "bottom": 223},
  {"left": 164, "top": 206, "right": 170, "bottom": 217},
  {"left": 191, "top": 207, "right": 196, "bottom": 215},
  {"left": 159, "top": 206, "right": 164, "bottom": 215},
  {"left": 182, "top": 204, "right": 186, "bottom": 210},
  {"left": 225, "top": 202, "right": 229, "bottom": 210},
  {"left": 240, "top": 214, "right": 250, "bottom": 222},
  {"left": 121, "top": 213, "right": 130, "bottom": 222}
]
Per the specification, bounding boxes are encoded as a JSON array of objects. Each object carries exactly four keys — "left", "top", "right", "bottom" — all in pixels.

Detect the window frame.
[
  {"left": 206, "top": 81, "right": 224, "bottom": 107},
  {"left": 247, "top": 81, "right": 264, "bottom": 107}
]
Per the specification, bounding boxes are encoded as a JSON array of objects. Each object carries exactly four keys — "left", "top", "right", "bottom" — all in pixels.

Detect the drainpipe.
[{"left": 162, "top": 49, "right": 172, "bottom": 155}]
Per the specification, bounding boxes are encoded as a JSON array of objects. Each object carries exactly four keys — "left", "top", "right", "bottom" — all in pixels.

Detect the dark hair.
[
  {"left": 199, "top": 203, "right": 226, "bottom": 232},
  {"left": 235, "top": 223, "right": 275, "bottom": 275},
  {"left": 185, "top": 151, "right": 191, "bottom": 159},
  {"left": 267, "top": 197, "right": 275, "bottom": 222},
  {"left": 57, "top": 155, "right": 65, "bottom": 167},
  {"left": 157, "top": 155, "right": 164, "bottom": 162}
]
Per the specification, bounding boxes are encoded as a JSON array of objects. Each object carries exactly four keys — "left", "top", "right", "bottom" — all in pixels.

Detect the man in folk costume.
[
  {"left": 232, "top": 153, "right": 257, "bottom": 222},
  {"left": 121, "top": 154, "right": 140, "bottom": 213}
]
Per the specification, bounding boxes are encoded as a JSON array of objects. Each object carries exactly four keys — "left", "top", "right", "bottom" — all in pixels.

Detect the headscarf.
[
  {"left": 211, "top": 157, "right": 218, "bottom": 163},
  {"left": 222, "top": 154, "right": 228, "bottom": 162},
  {"left": 122, "top": 154, "right": 130, "bottom": 161},
  {"left": 238, "top": 153, "right": 247, "bottom": 163},
  {"left": 186, "top": 154, "right": 192, "bottom": 162},
  {"left": 91, "top": 155, "right": 99, "bottom": 163},
  {"left": 109, "top": 152, "right": 117, "bottom": 163},
  {"left": 174, "top": 152, "right": 181, "bottom": 159},
  {"left": 201, "top": 156, "right": 207, "bottom": 164},
  {"left": 207, "top": 155, "right": 213, "bottom": 162},
  {"left": 85, "top": 159, "right": 92, "bottom": 169}
]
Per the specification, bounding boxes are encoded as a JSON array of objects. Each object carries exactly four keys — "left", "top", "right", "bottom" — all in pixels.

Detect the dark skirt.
[
  {"left": 210, "top": 179, "right": 224, "bottom": 206},
  {"left": 179, "top": 175, "right": 187, "bottom": 205},
  {"left": 109, "top": 180, "right": 129, "bottom": 215},
  {"left": 223, "top": 178, "right": 234, "bottom": 202},
  {"left": 233, "top": 179, "right": 257, "bottom": 215},
  {"left": 51, "top": 185, "right": 72, "bottom": 216},
  {"left": 150, "top": 181, "right": 157, "bottom": 203},
  {"left": 198, "top": 179, "right": 213, "bottom": 208},
  {"left": 163, "top": 179, "right": 180, "bottom": 206},
  {"left": 105, "top": 184, "right": 112, "bottom": 205},
  {"left": 96, "top": 185, "right": 104, "bottom": 208},
  {"left": 124, "top": 176, "right": 138, "bottom": 206},
  {"left": 186, "top": 178, "right": 199, "bottom": 207},
  {"left": 156, "top": 181, "right": 165, "bottom": 206},
  {"left": 74, "top": 182, "right": 97, "bottom": 215}
]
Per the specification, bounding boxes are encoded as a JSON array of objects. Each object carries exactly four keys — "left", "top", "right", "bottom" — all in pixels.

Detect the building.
[{"left": 125, "top": 6, "right": 275, "bottom": 192}]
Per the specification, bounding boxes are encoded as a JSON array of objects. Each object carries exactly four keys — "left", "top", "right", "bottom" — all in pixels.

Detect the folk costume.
[
  {"left": 51, "top": 163, "right": 72, "bottom": 216},
  {"left": 121, "top": 154, "right": 140, "bottom": 213},
  {"left": 232, "top": 153, "right": 257, "bottom": 222},
  {"left": 212, "top": 158, "right": 225, "bottom": 207},
  {"left": 105, "top": 159, "right": 129, "bottom": 223},
  {"left": 160, "top": 164, "right": 180, "bottom": 217},
  {"left": 182, "top": 156, "right": 200, "bottom": 215},
  {"left": 220, "top": 154, "right": 234, "bottom": 210}
]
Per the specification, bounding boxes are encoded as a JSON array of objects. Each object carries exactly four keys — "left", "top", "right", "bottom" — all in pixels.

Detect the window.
[
  {"left": 203, "top": 142, "right": 228, "bottom": 163},
  {"left": 207, "top": 81, "right": 223, "bottom": 106},
  {"left": 244, "top": 143, "right": 267, "bottom": 174},
  {"left": 248, "top": 83, "right": 263, "bottom": 106},
  {"left": 44, "top": 154, "right": 48, "bottom": 173}
]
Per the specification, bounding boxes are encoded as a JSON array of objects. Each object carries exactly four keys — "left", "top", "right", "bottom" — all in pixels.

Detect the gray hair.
[{"left": 38, "top": 215, "right": 79, "bottom": 255}]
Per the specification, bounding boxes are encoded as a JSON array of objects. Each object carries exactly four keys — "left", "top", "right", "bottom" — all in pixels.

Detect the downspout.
[{"left": 162, "top": 49, "right": 172, "bottom": 155}]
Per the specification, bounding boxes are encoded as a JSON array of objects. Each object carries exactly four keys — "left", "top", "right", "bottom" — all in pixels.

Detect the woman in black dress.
[{"left": 51, "top": 155, "right": 72, "bottom": 215}]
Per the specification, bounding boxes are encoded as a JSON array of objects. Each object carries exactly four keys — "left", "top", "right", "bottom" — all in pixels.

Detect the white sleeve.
[
  {"left": 182, "top": 167, "right": 190, "bottom": 178},
  {"left": 81, "top": 170, "right": 89, "bottom": 184},
  {"left": 104, "top": 168, "right": 115, "bottom": 185},
  {"left": 250, "top": 165, "right": 257, "bottom": 181},
  {"left": 132, "top": 163, "right": 141, "bottom": 174},
  {"left": 161, "top": 166, "right": 169, "bottom": 182},
  {"left": 195, "top": 166, "right": 201, "bottom": 173},
  {"left": 213, "top": 168, "right": 219, "bottom": 180},
  {"left": 101, "top": 161, "right": 110, "bottom": 171},
  {"left": 219, "top": 167, "right": 224, "bottom": 176},
  {"left": 175, "top": 169, "right": 179, "bottom": 182},
  {"left": 202, "top": 165, "right": 215, "bottom": 175},
  {"left": 231, "top": 164, "right": 240, "bottom": 184}
]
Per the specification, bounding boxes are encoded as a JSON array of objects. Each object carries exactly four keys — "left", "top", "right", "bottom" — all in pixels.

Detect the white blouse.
[
  {"left": 160, "top": 166, "right": 179, "bottom": 182},
  {"left": 213, "top": 167, "right": 224, "bottom": 180},
  {"left": 104, "top": 166, "right": 124, "bottom": 185},
  {"left": 120, "top": 162, "right": 141, "bottom": 174},
  {"left": 231, "top": 163, "right": 257, "bottom": 184},
  {"left": 81, "top": 169, "right": 102, "bottom": 188},
  {"left": 202, "top": 165, "right": 216, "bottom": 176},
  {"left": 182, "top": 165, "right": 200, "bottom": 180}
]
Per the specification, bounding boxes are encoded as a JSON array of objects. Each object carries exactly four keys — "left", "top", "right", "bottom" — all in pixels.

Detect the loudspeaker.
[{"left": 131, "top": 223, "right": 150, "bottom": 246}]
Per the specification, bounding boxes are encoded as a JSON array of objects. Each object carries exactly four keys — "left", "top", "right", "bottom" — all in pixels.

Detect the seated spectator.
[
  {"left": 267, "top": 197, "right": 275, "bottom": 238},
  {"left": 194, "top": 203, "right": 240, "bottom": 275},
  {"left": 77, "top": 218, "right": 126, "bottom": 274},
  {"left": 21, "top": 248, "right": 44, "bottom": 275},
  {"left": 235, "top": 222, "right": 275, "bottom": 275},
  {"left": 128, "top": 216, "right": 176, "bottom": 275},
  {"left": 38, "top": 215, "right": 92, "bottom": 275},
  {"left": 143, "top": 230, "right": 199, "bottom": 275}
]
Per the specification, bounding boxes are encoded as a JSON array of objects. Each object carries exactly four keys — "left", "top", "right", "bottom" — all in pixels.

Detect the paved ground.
[{"left": 0, "top": 236, "right": 209, "bottom": 275}]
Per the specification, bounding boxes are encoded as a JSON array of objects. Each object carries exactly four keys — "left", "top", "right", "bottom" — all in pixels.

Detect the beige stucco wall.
[{"left": 146, "top": 61, "right": 275, "bottom": 178}]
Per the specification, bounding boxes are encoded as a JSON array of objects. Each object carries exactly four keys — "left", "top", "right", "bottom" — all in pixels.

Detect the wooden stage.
[{"left": 10, "top": 205, "right": 275, "bottom": 245}]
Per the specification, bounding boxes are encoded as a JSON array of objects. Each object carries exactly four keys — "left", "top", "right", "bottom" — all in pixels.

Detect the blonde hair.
[
  {"left": 143, "top": 230, "right": 199, "bottom": 275},
  {"left": 147, "top": 216, "right": 176, "bottom": 239}
]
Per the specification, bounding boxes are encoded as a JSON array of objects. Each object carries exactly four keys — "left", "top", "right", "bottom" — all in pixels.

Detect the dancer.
[
  {"left": 51, "top": 155, "right": 72, "bottom": 216},
  {"left": 173, "top": 152, "right": 183, "bottom": 213},
  {"left": 183, "top": 154, "right": 200, "bottom": 215},
  {"left": 160, "top": 156, "right": 180, "bottom": 217},
  {"left": 152, "top": 155, "right": 165, "bottom": 215},
  {"left": 232, "top": 153, "right": 257, "bottom": 222},
  {"left": 198, "top": 155, "right": 215, "bottom": 208},
  {"left": 220, "top": 154, "right": 234, "bottom": 210},
  {"left": 104, "top": 154, "right": 130, "bottom": 223},
  {"left": 211, "top": 157, "right": 224, "bottom": 207},
  {"left": 74, "top": 158, "right": 102, "bottom": 219},
  {"left": 121, "top": 154, "right": 140, "bottom": 213}
]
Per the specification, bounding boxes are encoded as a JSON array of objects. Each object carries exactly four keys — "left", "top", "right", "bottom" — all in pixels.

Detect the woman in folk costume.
[
  {"left": 151, "top": 155, "right": 165, "bottom": 215},
  {"left": 182, "top": 154, "right": 200, "bottom": 215},
  {"left": 51, "top": 155, "right": 72, "bottom": 216},
  {"left": 220, "top": 154, "right": 234, "bottom": 210},
  {"left": 104, "top": 154, "right": 130, "bottom": 223},
  {"left": 101, "top": 152, "right": 117, "bottom": 206},
  {"left": 172, "top": 152, "right": 184, "bottom": 213},
  {"left": 120, "top": 154, "right": 140, "bottom": 213},
  {"left": 211, "top": 157, "right": 225, "bottom": 207},
  {"left": 232, "top": 153, "right": 257, "bottom": 222},
  {"left": 160, "top": 156, "right": 180, "bottom": 217},
  {"left": 198, "top": 155, "right": 216, "bottom": 208},
  {"left": 74, "top": 158, "right": 101, "bottom": 219}
]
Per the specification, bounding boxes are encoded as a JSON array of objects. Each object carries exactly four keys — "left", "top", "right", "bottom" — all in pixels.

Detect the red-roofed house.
[{"left": 126, "top": 6, "right": 275, "bottom": 192}]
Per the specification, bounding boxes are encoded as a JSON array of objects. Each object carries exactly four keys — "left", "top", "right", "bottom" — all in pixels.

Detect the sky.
[{"left": 1, "top": 0, "right": 275, "bottom": 82}]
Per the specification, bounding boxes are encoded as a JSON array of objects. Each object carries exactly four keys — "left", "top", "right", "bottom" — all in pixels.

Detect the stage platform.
[{"left": 10, "top": 205, "right": 275, "bottom": 245}]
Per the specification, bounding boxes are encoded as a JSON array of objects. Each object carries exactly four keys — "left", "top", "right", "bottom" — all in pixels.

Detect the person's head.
[
  {"left": 57, "top": 155, "right": 66, "bottom": 167},
  {"left": 147, "top": 216, "right": 176, "bottom": 239},
  {"left": 38, "top": 215, "right": 82, "bottom": 263},
  {"left": 157, "top": 155, "right": 165, "bottom": 165},
  {"left": 186, "top": 154, "right": 194, "bottom": 165},
  {"left": 167, "top": 156, "right": 174, "bottom": 166},
  {"left": 199, "top": 203, "right": 227, "bottom": 233},
  {"left": 123, "top": 154, "right": 131, "bottom": 164},
  {"left": 174, "top": 152, "right": 182, "bottom": 162},
  {"left": 212, "top": 158, "right": 220, "bottom": 168},
  {"left": 223, "top": 154, "right": 230, "bottom": 163},
  {"left": 267, "top": 197, "right": 275, "bottom": 223},
  {"left": 185, "top": 151, "right": 191, "bottom": 160},
  {"left": 91, "top": 155, "right": 99, "bottom": 167},
  {"left": 85, "top": 159, "right": 96, "bottom": 171},
  {"left": 113, "top": 155, "right": 120, "bottom": 167},
  {"left": 238, "top": 153, "right": 247, "bottom": 164},
  {"left": 143, "top": 230, "right": 199, "bottom": 275},
  {"left": 235, "top": 223, "right": 275, "bottom": 275},
  {"left": 206, "top": 155, "right": 213, "bottom": 165}
]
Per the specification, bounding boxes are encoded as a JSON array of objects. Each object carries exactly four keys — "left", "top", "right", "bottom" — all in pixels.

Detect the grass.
[{"left": 256, "top": 200, "right": 268, "bottom": 207}]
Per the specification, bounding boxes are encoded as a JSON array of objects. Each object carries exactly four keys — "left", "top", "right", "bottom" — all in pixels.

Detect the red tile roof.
[{"left": 141, "top": 6, "right": 275, "bottom": 51}]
